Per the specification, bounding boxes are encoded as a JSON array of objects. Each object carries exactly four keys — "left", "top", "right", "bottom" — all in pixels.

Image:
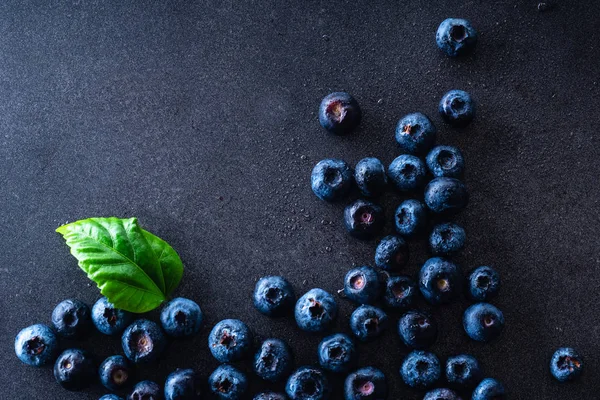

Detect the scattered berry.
[
  {"left": 419, "top": 257, "right": 462, "bottom": 305},
  {"left": 100, "top": 395, "right": 123, "bottom": 400},
  {"left": 388, "top": 154, "right": 428, "bottom": 192},
  {"left": 383, "top": 275, "right": 417, "bottom": 309},
  {"left": 53, "top": 348, "right": 96, "bottom": 391},
  {"left": 121, "top": 319, "right": 167, "bottom": 364},
  {"left": 208, "top": 319, "right": 253, "bottom": 362},
  {"left": 426, "top": 145, "right": 465, "bottom": 178},
  {"left": 160, "top": 297, "right": 203, "bottom": 338},
  {"left": 164, "top": 368, "right": 202, "bottom": 400},
  {"left": 254, "top": 338, "right": 293, "bottom": 382},
  {"left": 344, "top": 367, "right": 387, "bottom": 400},
  {"left": 398, "top": 311, "right": 438, "bottom": 349},
  {"left": 319, "top": 92, "right": 362, "bottom": 135},
  {"left": 436, "top": 18, "right": 478, "bottom": 57},
  {"left": 254, "top": 393, "right": 287, "bottom": 400},
  {"left": 472, "top": 378, "right": 506, "bottom": 400},
  {"left": 349, "top": 305, "right": 389, "bottom": 342},
  {"left": 439, "top": 90, "right": 475, "bottom": 127},
  {"left": 51, "top": 299, "right": 92, "bottom": 339},
  {"left": 99, "top": 355, "right": 132, "bottom": 391},
  {"left": 311, "top": 159, "right": 354, "bottom": 202},
  {"left": 429, "top": 222, "right": 466, "bottom": 256},
  {"left": 400, "top": 350, "right": 441, "bottom": 389},
  {"left": 394, "top": 199, "right": 428, "bottom": 239},
  {"left": 129, "top": 380, "right": 162, "bottom": 400},
  {"left": 92, "top": 297, "right": 132, "bottom": 336},
  {"left": 355, "top": 157, "right": 388, "bottom": 197},
  {"left": 468, "top": 266, "right": 501, "bottom": 302},
  {"left": 395, "top": 112, "right": 437, "bottom": 155},
  {"left": 318, "top": 333, "right": 357, "bottom": 373},
  {"left": 445, "top": 354, "right": 482, "bottom": 389},
  {"left": 209, "top": 365, "right": 248, "bottom": 400},
  {"left": 375, "top": 235, "right": 409, "bottom": 271},
  {"left": 14, "top": 324, "right": 58, "bottom": 367},
  {"left": 286, "top": 366, "right": 331, "bottom": 400},
  {"left": 253, "top": 276, "right": 296, "bottom": 317},
  {"left": 344, "top": 199, "right": 385, "bottom": 240},
  {"left": 463, "top": 303, "right": 505, "bottom": 342},
  {"left": 295, "top": 288, "right": 338, "bottom": 332},
  {"left": 424, "top": 388, "right": 462, "bottom": 400},
  {"left": 343, "top": 265, "right": 382, "bottom": 304},
  {"left": 424, "top": 177, "right": 469, "bottom": 214},
  {"left": 550, "top": 347, "right": 583, "bottom": 382}
]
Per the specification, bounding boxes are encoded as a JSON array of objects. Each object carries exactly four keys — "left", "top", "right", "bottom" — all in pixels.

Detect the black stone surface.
[{"left": 1, "top": 1, "right": 599, "bottom": 399}]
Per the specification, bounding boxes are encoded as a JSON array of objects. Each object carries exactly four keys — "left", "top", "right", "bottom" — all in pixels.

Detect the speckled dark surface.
[{"left": 2, "top": 1, "right": 600, "bottom": 399}]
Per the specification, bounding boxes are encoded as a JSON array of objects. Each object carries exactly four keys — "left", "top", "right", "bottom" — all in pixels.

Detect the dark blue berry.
[
  {"left": 14, "top": 324, "right": 58, "bottom": 367},
  {"left": 311, "top": 159, "right": 354, "bottom": 202},
  {"left": 318, "top": 333, "right": 357, "bottom": 373},
  {"left": 463, "top": 303, "right": 505, "bottom": 342},
  {"left": 424, "top": 388, "right": 462, "bottom": 400},
  {"left": 208, "top": 319, "right": 253, "bottom": 362},
  {"left": 99, "top": 355, "right": 132, "bottom": 391},
  {"left": 394, "top": 199, "right": 428, "bottom": 239},
  {"left": 349, "top": 305, "right": 388, "bottom": 342},
  {"left": 319, "top": 92, "right": 362, "bottom": 135},
  {"left": 121, "top": 319, "right": 167, "bottom": 364},
  {"left": 436, "top": 18, "right": 478, "bottom": 57},
  {"left": 426, "top": 145, "right": 465, "bottom": 178},
  {"left": 439, "top": 90, "right": 475, "bottom": 127},
  {"left": 344, "top": 367, "right": 387, "bottom": 400},
  {"left": 344, "top": 199, "right": 385, "bottom": 240},
  {"left": 295, "top": 288, "right": 338, "bottom": 333},
  {"left": 286, "top": 367, "right": 330, "bottom": 400},
  {"left": 468, "top": 266, "right": 500, "bottom": 301},
  {"left": 354, "top": 157, "right": 387, "bottom": 197},
  {"left": 209, "top": 365, "right": 248, "bottom": 400},
  {"left": 375, "top": 235, "right": 409, "bottom": 271},
  {"left": 398, "top": 311, "right": 438, "bottom": 349},
  {"left": 51, "top": 299, "right": 92, "bottom": 339},
  {"left": 400, "top": 350, "right": 441, "bottom": 389},
  {"left": 395, "top": 113, "right": 437, "bottom": 155},
  {"left": 254, "top": 338, "right": 293, "bottom": 382},
  {"left": 343, "top": 266, "right": 382, "bottom": 304},
  {"left": 445, "top": 354, "right": 482, "bottom": 389},
  {"left": 253, "top": 276, "right": 295, "bottom": 317},
  {"left": 128, "top": 380, "right": 161, "bottom": 400},
  {"left": 388, "top": 155, "right": 428, "bottom": 192},
  {"left": 383, "top": 275, "right": 417, "bottom": 309},
  {"left": 429, "top": 223, "right": 466, "bottom": 256},
  {"left": 92, "top": 297, "right": 133, "bottom": 336},
  {"left": 419, "top": 257, "right": 462, "bottom": 305},
  {"left": 424, "top": 177, "right": 469, "bottom": 214},
  {"left": 100, "top": 395, "right": 123, "bottom": 400},
  {"left": 53, "top": 348, "right": 96, "bottom": 391},
  {"left": 254, "top": 393, "right": 287, "bottom": 400},
  {"left": 164, "top": 368, "right": 202, "bottom": 400},
  {"left": 550, "top": 347, "right": 583, "bottom": 382},
  {"left": 160, "top": 297, "right": 203, "bottom": 338},
  {"left": 472, "top": 378, "right": 506, "bottom": 400}
]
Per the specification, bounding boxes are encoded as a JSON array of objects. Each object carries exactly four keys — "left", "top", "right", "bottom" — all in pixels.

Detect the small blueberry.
[
  {"left": 383, "top": 275, "right": 417, "bottom": 309},
  {"left": 349, "top": 305, "right": 389, "bottom": 342},
  {"left": 319, "top": 92, "right": 362, "bottom": 135},
  {"left": 439, "top": 90, "right": 475, "bottom": 127},
  {"left": 400, "top": 350, "right": 441, "bottom": 389},
  {"left": 318, "top": 333, "right": 357, "bottom": 373},
  {"left": 550, "top": 347, "right": 583, "bottom": 382},
  {"left": 295, "top": 288, "right": 338, "bottom": 333},
  {"left": 121, "top": 319, "right": 167, "bottom": 364},
  {"left": 99, "top": 355, "right": 132, "bottom": 391},
  {"left": 286, "top": 366, "right": 331, "bottom": 400},
  {"left": 436, "top": 18, "right": 478, "bottom": 57},
  {"left": 164, "top": 368, "right": 202, "bottom": 400},
  {"left": 208, "top": 319, "right": 253, "bottom": 362},
  {"left": 254, "top": 338, "right": 293, "bottom": 382},
  {"left": 343, "top": 265, "right": 382, "bottom": 304},
  {"left": 344, "top": 367, "right": 387, "bottom": 400},
  {"left": 388, "top": 154, "right": 428, "bottom": 192},
  {"left": 53, "top": 348, "right": 96, "bottom": 391},
  {"left": 254, "top": 393, "right": 287, "bottom": 400},
  {"left": 426, "top": 145, "right": 465, "bottom": 178},
  {"left": 424, "top": 177, "right": 469, "bottom": 214},
  {"left": 344, "top": 199, "right": 385, "bottom": 240},
  {"left": 100, "top": 395, "right": 123, "bottom": 400},
  {"left": 209, "top": 365, "right": 248, "bottom": 400},
  {"left": 253, "top": 276, "right": 296, "bottom": 317},
  {"left": 445, "top": 354, "right": 482, "bottom": 389},
  {"left": 419, "top": 257, "right": 462, "bottom": 305},
  {"left": 429, "top": 223, "right": 466, "bottom": 256},
  {"left": 92, "top": 297, "right": 133, "bottom": 336},
  {"left": 160, "top": 297, "right": 203, "bottom": 338},
  {"left": 354, "top": 157, "right": 387, "bottom": 197},
  {"left": 395, "top": 112, "right": 437, "bottom": 155},
  {"left": 472, "top": 378, "right": 506, "bottom": 400},
  {"left": 468, "top": 266, "right": 500, "bottom": 301},
  {"left": 128, "top": 380, "right": 161, "bottom": 400},
  {"left": 398, "top": 311, "right": 438, "bottom": 349},
  {"left": 51, "top": 299, "right": 92, "bottom": 339},
  {"left": 463, "top": 303, "right": 505, "bottom": 342},
  {"left": 311, "top": 159, "right": 354, "bottom": 202},
  {"left": 14, "top": 324, "right": 59, "bottom": 367},
  {"left": 375, "top": 235, "right": 409, "bottom": 271},
  {"left": 395, "top": 199, "right": 428, "bottom": 239},
  {"left": 424, "top": 388, "right": 462, "bottom": 400}
]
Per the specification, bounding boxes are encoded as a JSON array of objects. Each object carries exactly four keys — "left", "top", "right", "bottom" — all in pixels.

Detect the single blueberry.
[
  {"left": 550, "top": 347, "right": 583, "bottom": 382},
  {"left": 208, "top": 319, "right": 253, "bottom": 362},
  {"left": 383, "top": 275, "right": 417, "bottom": 309},
  {"left": 394, "top": 199, "right": 428, "bottom": 239},
  {"left": 424, "top": 388, "right": 462, "bottom": 400},
  {"left": 395, "top": 112, "right": 437, "bottom": 155},
  {"left": 424, "top": 177, "right": 469, "bottom": 214},
  {"left": 426, "top": 145, "right": 465, "bottom": 178},
  {"left": 375, "top": 235, "right": 409, "bottom": 271},
  {"left": 398, "top": 311, "right": 438, "bottom": 349},
  {"left": 254, "top": 393, "right": 287, "bottom": 400},
  {"left": 121, "top": 319, "right": 167, "bottom": 364},
  {"left": 99, "top": 355, "right": 133, "bottom": 391},
  {"left": 51, "top": 299, "right": 92, "bottom": 339},
  {"left": 160, "top": 297, "right": 203, "bottom": 338},
  {"left": 439, "top": 90, "right": 475, "bottom": 127},
  {"left": 419, "top": 257, "right": 462, "bottom": 305},
  {"left": 463, "top": 303, "right": 505, "bottom": 342},
  {"left": 53, "top": 348, "right": 96, "bottom": 391},
  {"left": 209, "top": 365, "right": 248, "bottom": 400},
  {"left": 318, "top": 333, "right": 357, "bottom": 373},
  {"left": 468, "top": 266, "right": 501, "bottom": 302},
  {"left": 286, "top": 366, "right": 331, "bottom": 400},
  {"left": 472, "top": 378, "right": 506, "bottom": 400},
  {"left": 92, "top": 297, "right": 133, "bottom": 336},
  {"left": 253, "top": 276, "right": 296, "bottom": 317},
  {"left": 344, "top": 199, "right": 385, "bottom": 240},
  {"left": 164, "top": 368, "right": 202, "bottom": 400},
  {"left": 295, "top": 288, "right": 338, "bottom": 333},
  {"left": 349, "top": 305, "right": 389, "bottom": 342},
  {"left": 100, "top": 395, "right": 123, "bottom": 400},
  {"left": 343, "top": 265, "right": 382, "bottom": 305},
  {"left": 128, "top": 380, "right": 162, "bottom": 400},
  {"left": 319, "top": 92, "right": 362, "bottom": 135},
  {"left": 400, "top": 350, "right": 441, "bottom": 389},
  {"left": 14, "top": 324, "right": 59, "bottom": 367},
  {"left": 311, "top": 159, "right": 354, "bottom": 202},
  {"left": 254, "top": 338, "right": 293, "bottom": 382},
  {"left": 436, "top": 18, "right": 478, "bottom": 57},
  {"left": 429, "top": 223, "right": 466, "bottom": 256},
  {"left": 388, "top": 155, "right": 428, "bottom": 192},
  {"left": 445, "top": 354, "right": 482, "bottom": 389},
  {"left": 354, "top": 157, "right": 387, "bottom": 197},
  {"left": 344, "top": 367, "right": 387, "bottom": 400}
]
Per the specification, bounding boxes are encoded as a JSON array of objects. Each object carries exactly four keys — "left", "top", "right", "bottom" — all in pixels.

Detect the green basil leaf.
[{"left": 142, "top": 229, "right": 183, "bottom": 297}]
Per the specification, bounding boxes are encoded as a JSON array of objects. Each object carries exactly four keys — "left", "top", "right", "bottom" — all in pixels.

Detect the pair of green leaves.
[{"left": 56, "top": 217, "right": 183, "bottom": 313}]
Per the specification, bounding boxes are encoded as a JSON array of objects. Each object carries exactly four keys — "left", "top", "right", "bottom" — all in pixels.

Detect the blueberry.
[
  {"left": 344, "top": 199, "right": 385, "bottom": 240},
  {"left": 295, "top": 288, "right": 338, "bottom": 333},
  {"left": 375, "top": 235, "right": 409, "bottom": 271},
  {"left": 14, "top": 324, "right": 58, "bottom": 367},
  {"left": 426, "top": 146, "right": 465, "bottom": 178},
  {"left": 423, "top": 388, "right": 462, "bottom": 400},
  {"left": 121, "top": 319, "right": 167, "bottom": 364},
  {"left": 395, "top": 112, "right": 437, "bottom": 155},
  {"left": 472, "top": 378, "right": 506, "bottom": 400},
  {"left": 439, "top": 91, "right": 475, "bottom": 127},
  {"left": 253, "top": 276, "right": 296, "bottom": 317},
  {"left": 445, "top": 354, "right": 482, "bottom": 389},
  {"left": 463, "top": 303, "right": 505, "bottom": 342},
  {"left": 394, "top": 199, "right": 428, "bottom": 239},
  {"left": 429, "top": 223, "right": 466, "bottom": 256},
  {"left": 164, "top": 368, "right": 202, "bottom": 399},
  {"left": 388, "top": 155, "right": 428, "bottom": 192},
  {"left": 100, "top": 395, "right": 124, "bottom": 400},
  {"left": 424, "top": 177, "right": 469, "bottom": 214},
  {"left": 311, "top": 159, "right": 354, "bottom": 202},
  {"left": 254, "top": 393, "right": 287, "bottom": 400},
  {"left": 286, "top": 366, "right": 331, "bottom": 400},
  {"left": 343, "top": 265, "right": 382, "bottom": 304},
  {"left": 318, "top": 333, "right": 357, "bottom": 373},
  {"left": 400, "top": 350, "right": 440, "bottom": 389},
  {"left": 92, "top": 297, "right": 133, "bottom": 336},
  {"left": 398, "top": 311, "right": 438, "bottom": 349},
  {"left": 383, "top": 275, "right": 417, "bottom": 309},
  {"left": 344, "top": 367, "right": 387, "bottom": 400},
  {"left": 319, "top": 92, "right": 362, "bottom": 135},
  {"left": 419, "top": 257, "right": 462, "bottom": 305},
  {"left": 355, "top": 157, "right": 387, "bottom": 197},
  {"left": 51, "top": 299, "right": 92, "bottom": 339},
  {"left": 208, "top": 319, "right": 253, "bottom": 362},
  {"left": 436, "top": 18, "right": 478, "bottom": 57},
  {"left": 254, "top": 338, "right": 293, "bottom": 382},
  {"left": 53, "top": 348, "right": 96, "bottom": 391},
  {"left": 99, "top": 355, "right": 133, "bottom": 391},
  {"left": 128, "top": 380, "right": 162, "bottom": 400},
  {"left": 468, "top": 266, "right": 501, "bottom": 301},
  {"left": 349, "top": 305, "right": 388, "bottom": 342},
  {"left": 160, "top": 298, "right": 203, "bottom": 338},
  {"left": 209, "top": 365, "right": 248, "bottom": 400},
  {"left": 550, "top": 347, "right": 583, "bottom": 382}
]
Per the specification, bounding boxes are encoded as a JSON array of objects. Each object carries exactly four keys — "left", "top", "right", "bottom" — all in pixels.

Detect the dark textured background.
[{"left": 1, "top": 1, "right": 599, "bottom": 399}]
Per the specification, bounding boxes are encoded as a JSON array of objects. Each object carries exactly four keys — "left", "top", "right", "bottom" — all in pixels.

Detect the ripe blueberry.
[
  {"left": 424, "top": 177, "right": 469, "bottom": 214},
  {"left": 164, "top": 368, "right": 202, "bottom": 400},
  {"left": 14, "top": 324, "right": 58, "bottom": 367},
  {"left": 208, "top": 319, "right": 253, "bottom": 362},
  {"left": 375, "top": 235, "right": 409, "bottom": 271},
  {"left": 343, "top": 265, "right": 382, "bottom": 305},
  {"left": 254, "top": 338, "right": 293, "bottom": 382},
  {"left": 286, "top": 366, "right": 331, "bottom": 400},
  {"left": 426, "top": 145, "right": 465, "bottom": 178},
  {"left": 472, "top": 378, "right": 506, "bottom": 400},
  {"left": 319, "top": 92, "right": 362, "bottom": 135},
  {"left": 463, "top": 303, "right": 505, "bottom": 342},
  {"left": 550, "top": 347, "right": 583, "bottom": 382},
  {"left": 429, "top": 223, "right": 466, "bottom": 256},
  {"left": 295, "top": 288, "right": 338, "bottom": 333},
  {"left": 419, "top": 257, "right": 462, "bottom": 305},
  {"left": 53, "top": 348, "right": 96, "bottom": 391},
  {"left": 344, "top": 199, "right": 385, "bottom": 240},
  {"left": 100, "top": 395, "right": 123, "bottom": 400},
  {"left": 121, "top": 319, "right": 167, "bottom": 364},
  {"left": 318, "top": 333, "right": 357, "bottom": 373},
  {"left": 395, "top": 199, "right": 428, "bottom": 239},
  {"left": 128, "top": 380, "right": 161, "bottom": 400},
  {"left": 468, "top": 266, "right": 500, "bottom": 301},
  {"left": 349, "top": 305, "right": 389, "bottom": 342},
  {"left": 311, "top": 159, "right": 354, "bottom": 202},
  {"left": 160, "top": 297, "right": 203, "bottom": 338},
  {"left": 344, "top": 367, "right": 387, "bottom": 400},
  {"left": 388, "top": 154, "right": 428, "bottom": 192},
  {"left": 383, "top": 275, "right": 417, "bottom": 309},
  {"left": 436, "top": 18, "right": 478, "bottom": 57},
  {"left": 209, "top": 365, "right": 248, "bottom": 400},
  {"left": 51, "top": 299, "right": 92, "bottom": 339},
  {"left": 253, "top": 276, "right": 295, "bottom": 317},
  {"left": 439, "top": 90, "right": 475, "bottom": 127},
  {"left": 400, "top": 350, "right": 441, "bottom": 389},
  {"left": 395, "top": 112, "right": 437, "bottom": 155},
  {"left": 445, "top": 354, "right": 482, "bottom": 389},
  {"left": 254, "top": 393, "right": 287, "bottom": 400},
  {"left": 398, "top": 311, "right": 438, "bottom": 349},
  {"left": 354, "top": 157, "right": 387, "bottom": 197},
  {"left": 99, "top": 355, "right": 132, "bottom": 391},
  {"left": 92, "top": 297, "right": 133, "bottom": 336},
  {"left": 424, "top": 388, "right": 462, "bottom": 400}
]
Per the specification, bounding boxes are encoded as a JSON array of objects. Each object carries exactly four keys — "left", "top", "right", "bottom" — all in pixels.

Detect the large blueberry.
[
  {"left": 426, "top": 145, "right": 465, "bottom": 178},
  {"left": 51, "top": 299, "right": 92, "bottom": 339},
  {"left": 398, "top": 311, "right": 438, "bottom": 349},
  {"left": 472, "top": 378, "right": 505, "bottom": 400},
  {"left": 208, "top": 319, "right": 253, "bottom": 362},
  {"left": 400, "top": 350, "right": 441, "bottom": 389},
  {"left": 318, "top": 333, "right": 357, "bottom": 373},
  {"left": 354, "top": 157, "right": 387, "bottom": 197},
  {"left": 160, "top": 297, "right": 203, "bottom": 338},
  {"left": 394, "top": 199, "right": 428, "bottom": 239},
  {"left": 395, "top": 112, "right": 437, "bottom": 154},
  {"left": 344, "top": 367, "right": 387, "bottom": 400},
  {"left": 424, "top": 177, "right": 469, "bottom": 214},
  {"left": 388, "top": 155, "right": 428, "bottom": 192},
  {"left": 209, "top": 365, "right": 248, "bottom": 400},
  {"left": 468, "top": 266, "right": 501, "bottom": 302},
  {"left": 295, "top": 288, "right": 338, "bottom": 333},
  {"left": 14, "top": 324, "right": 58, "bottom": 367},
  {"left": 121, "top": 319, "right": 167, "bottom": 364},
  {"left": 253, "top": 276, "right": 296, "bottom": 317},
  {"left": 419, "top": 257, "right": 462, "bottom": 305},
  {"left": 424, "top": 388, "right": 462, "bottom": 400},
  {"left": 463, "top": 303, "right": 505, "bottom": 342},
  {"left": 254, "top": 338, "right": 293, "bottom": 382},
  {"left": 349, "top": 305, "right": 388, "bottom": 342},
  {"left": 343, "top": 265, "right": 382, "bottom": 304},
  {"left": 439, "top": 90, "right": 475, "bottom": 127},
  {"left": 319, "top": 92, "right": 362, "bottom": 135},
  {"left": 286, "top": 366, "right": 331, "bottom": 400},
  {"left": 92, "top": 297, "right": 133, "bottom": 336},
  {"left": 128, "top": 380, "right": 162, "bottom": 400},
  {"left": 254, "top": 393, "right": 287, "bottom": 400},
  {"left": 164, "top": 368, "right": 202, "bottom": 400},
  {"left": 436, "top": 18, "right": 478, "bottom": 57},
  {"left": 550, "top": 347, "right": 583, "bottom": 382},
  {"left": 383, "top": 275, "right": 417, "bottom": 309},
  {"left": 375, "top": 235, "right": 409, "bottom": 271},
  {"left": 99, "top": 355, "right": 133, "bottom": 391},
  {"left": 311, "top": 159, "right": 354, "bottom": 202},
  {"left": 429, "top": 223, "right": 466, "bottom": 256},
  {"left": 445, "top": 354, "right": 482, "bottom": 389},
  {"left": 344, "top": 199, "right": 385, "bottom": 240},
  {"left": 53, "top": 348, "right": 96, "bottom": 391}
]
